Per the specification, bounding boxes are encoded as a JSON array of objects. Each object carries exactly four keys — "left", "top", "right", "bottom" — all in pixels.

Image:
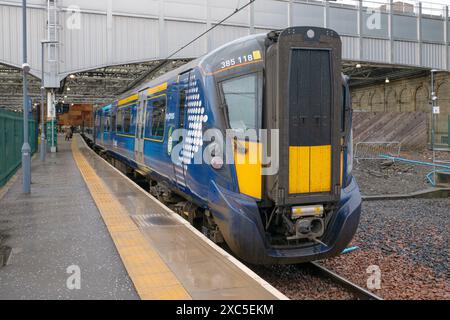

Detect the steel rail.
[{"left": 309, "top": 261, "right": 383, "bottom": 300}]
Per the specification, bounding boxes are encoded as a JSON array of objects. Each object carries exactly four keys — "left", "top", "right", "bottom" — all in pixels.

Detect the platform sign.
[
  {"left": 47, "top": 91, "right": 56, "bottom": 118},
  {"left": 46, "top": 119, "right": 58, "bottom": 150}
]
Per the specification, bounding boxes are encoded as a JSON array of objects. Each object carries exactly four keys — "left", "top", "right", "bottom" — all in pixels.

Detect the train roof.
[{"left": 116, "top": 33, "right": 268, "bottom": 103}]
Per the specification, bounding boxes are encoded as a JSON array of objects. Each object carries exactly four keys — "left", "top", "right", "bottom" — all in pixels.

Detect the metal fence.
[
  {"left": 354, "top": 141, "right": 402, "bottom": 162},
  {"left": 0, "top": 109, "right": 37, "bottom": 187}
]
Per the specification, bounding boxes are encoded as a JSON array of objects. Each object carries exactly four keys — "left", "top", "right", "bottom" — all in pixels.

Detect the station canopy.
[
  {"left": 0, "top": 60, "right": 428, "bottom": 112},
  {"left": 0, "top": 59, "right": 189, "bottom": 112}
]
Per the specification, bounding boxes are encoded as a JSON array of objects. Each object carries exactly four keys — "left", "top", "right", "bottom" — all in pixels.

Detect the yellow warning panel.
[
  {"left": 234, "top": 140, "right": 262, "bottom": 199},
  {"left": 310, "top": 145, "right": 332, "bottom": 193},
  {"left": 289, "top": 145, "right": 332, "bottom": 194},
  {"left": 71, "top": 138, "right": 191, "bottom": 300},
  {"left": 289, "top": 146, "right": 310, "bottom": 194}
]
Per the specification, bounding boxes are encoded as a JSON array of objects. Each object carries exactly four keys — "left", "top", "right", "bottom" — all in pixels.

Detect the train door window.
[
  {"left": 105, "top": 114, "right": 110, "bottom": 132},
  {"left": 95, "top": 112, "right": 100, "bottom": 128},
  {"left": 123, "top": 108, "right": 131, "bottom": 133},
  {"left": 145, "top": 97, "right": 167, "bottom": 141},
  {"left": 100, "top": 114, "right": 104, "bottom": 133},
  {"left": 145, "top": 100, "right": 153, "bottom": 138},
  {"left": 117, "top": 109, "right": 123, "bottom": 133},
  {"left": 151, "top": 98, "right": 167, "bottom": 140},
  {"left": 111, "top": 113, "right": 116, "bottom": 133},
  {"left": 179, "top": 90, "right": 186, "bottom": 128},
  {"left": 129, "top": 105, "right": 137, "bottom": 135},
  {"left": 220, "top": 73, "right": 261, "bottom": 132}
]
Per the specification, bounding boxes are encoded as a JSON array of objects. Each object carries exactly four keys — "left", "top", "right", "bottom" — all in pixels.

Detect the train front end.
[{"left": 207, "top": 26, "right": 362, "bottom": 264}]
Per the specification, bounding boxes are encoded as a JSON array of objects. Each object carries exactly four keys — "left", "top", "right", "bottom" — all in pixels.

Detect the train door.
[
  {"left": 135, "top": 92, "right": 147, "bottom": 163},
  {"left": 171, "top": 72, "right": 191, "bottom": 191}
]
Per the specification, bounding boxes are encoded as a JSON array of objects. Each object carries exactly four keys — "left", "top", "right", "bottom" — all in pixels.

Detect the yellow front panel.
[
  {"left": 234, "top": 141, "right": 262, "bottom": 199},
  {"left": 310, "top": 145, "right": 332, "bottom": 193},
  {"left": 289, "top": 145, "right": 331, "bottom": 194},
  {"left": 289, "top": 146, "right": 310, "bottom": 194}
]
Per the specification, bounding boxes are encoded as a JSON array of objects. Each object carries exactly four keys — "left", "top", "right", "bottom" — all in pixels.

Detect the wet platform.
[{"left": 0, "top": 136, "right": 286, "bottom": 300}]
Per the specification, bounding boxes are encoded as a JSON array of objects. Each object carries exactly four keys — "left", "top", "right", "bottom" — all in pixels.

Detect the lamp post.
[
  {"left": 40, "top": 40, "right": 58, "bottom": 162},
  {"left": 21, "top": 0, "right": 31, "bottom": 194},
  {"left": 431, "top": 69, "right": 438, "bottom": 151}
]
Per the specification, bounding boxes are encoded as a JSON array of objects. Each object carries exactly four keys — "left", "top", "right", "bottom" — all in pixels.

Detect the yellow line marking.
[
  {"left": 148, "top": 82, "right": 168, "bottom": 96},
  {"left": 201, "top": 59, "right": 263, "bottom": 76},
  {"left": 119, "top": 94, "right": 139, "bottom": 106},
  {"left": 71, "top": 138, "right": 191, "bottom": 300},
  {"left": 116, "top": 133, "right": 135, "bottom": 138}
]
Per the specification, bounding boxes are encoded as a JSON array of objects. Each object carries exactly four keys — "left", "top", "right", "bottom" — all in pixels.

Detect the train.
[{"left": 91, "top": 26, "right": 362, "bottom": 265}]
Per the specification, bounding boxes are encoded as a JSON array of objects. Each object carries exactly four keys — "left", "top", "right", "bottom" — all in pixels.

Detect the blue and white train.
[{"left": 92, "top": 27, "right": 362, "bottom": 265}]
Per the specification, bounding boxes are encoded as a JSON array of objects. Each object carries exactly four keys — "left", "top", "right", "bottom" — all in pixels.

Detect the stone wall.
[{"left": 350, "top": 72, "right": 450, "bottom": 147}]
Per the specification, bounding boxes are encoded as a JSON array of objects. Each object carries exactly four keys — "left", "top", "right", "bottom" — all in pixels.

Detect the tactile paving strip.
[{"left": 71, "top": 138, "right": 191, "bottom": 300}]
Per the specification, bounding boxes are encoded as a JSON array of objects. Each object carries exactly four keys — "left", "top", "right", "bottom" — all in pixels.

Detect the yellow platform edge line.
[{"left": 71, "top": 138, "right": 192, "bottom": 300}]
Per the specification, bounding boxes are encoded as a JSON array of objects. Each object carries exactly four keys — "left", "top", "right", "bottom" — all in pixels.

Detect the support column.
[
  {"left": 206, "top": 0, "right": 213, "bottom": 52},
  {"left": 444, "top": 5, "right": 448, "bottom": 71},
  {"left": 47, "top": 90, "right": 56, "bottom": 153},
  {"left": 358, "top": 0, "right": 363, "bottom": 61},
  {"left": 249, "top": 0, "right": 255, "bottom": 35},
  {"left": 106, "top": 0, "right": 113, "bottom": 64},
  {"left": 287, "top": 0, "right": 293, "bottom": 28},
  {"left": 159, "top": 0, "right": 167, "bottom": 58},
  {"left": 388, "top": 0, "right": 394, "bottom": 64},
  {"left": 22, "top": 0, "right": 31, "bottom": 194},
  {"left": 417, "top": 2, "right": 422, "bottom": 67}
]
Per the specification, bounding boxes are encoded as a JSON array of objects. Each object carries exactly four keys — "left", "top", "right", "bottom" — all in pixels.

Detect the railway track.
[{"left": 308, "top": 261, "right": 383, "bottom": 300}]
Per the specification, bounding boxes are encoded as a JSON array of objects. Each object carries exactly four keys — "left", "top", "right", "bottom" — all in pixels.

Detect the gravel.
[
  {"left": 321, "top": 198, "right": 450, "bottom": 300},
  {"left": 250, "top": 194, "right": 449, "bottom": 300},
  {"left": 354, "top": 150, "right": 450, "bottom": 196},
  {"left": 251, "top": 264, "right": 357, "bottom": 300},
  {"left": 353, "top": 160, "right": 432, "bottom": 195}
]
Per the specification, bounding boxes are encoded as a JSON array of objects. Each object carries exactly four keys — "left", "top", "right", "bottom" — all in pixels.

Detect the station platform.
[{"left": 0, "top": 136, "right": 286, "bottom": 300}]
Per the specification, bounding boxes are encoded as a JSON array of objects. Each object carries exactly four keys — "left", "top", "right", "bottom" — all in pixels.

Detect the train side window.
[
  {"left": 151, "top": 98, "right": 167, "bottom": 140},
  {"left": 220, "top": 73, "right": 260, "bottom": 131}
]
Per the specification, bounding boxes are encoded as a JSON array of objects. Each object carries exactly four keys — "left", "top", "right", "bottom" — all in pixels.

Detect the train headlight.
[{"left": 211, "top": 156, "right": 224, "bottom": 170}]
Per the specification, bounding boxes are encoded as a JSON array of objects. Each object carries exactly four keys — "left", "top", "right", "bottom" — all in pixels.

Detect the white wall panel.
[
  {"left": 422, "top": 43, "right": 446, "bottom": 69},
  {"left": 0, "top": 0, "right": 449, "bottom": 80},
  {"left": 342, "top": 36, "right": 360, "bottom": 61},
  {"left": 60, "top": 12, "right": 107, "bottom": 73},
  {"left": 209, "top": 24, "right": 249, "bottom": 52},
  {"left": 166, "top": 20, "right": 206, "bottom": 58},
  {"left": 362, "top": 38, "right": 389, "bottom": 63},
  {"left": 0, "top": 5, "right": 45, "bottom": 76},
  {"left": 112, "top": 16, "right": 159, "bottom": 65},
  {"left": 394, "top": 40, "right": 419, "bottom": 66}
]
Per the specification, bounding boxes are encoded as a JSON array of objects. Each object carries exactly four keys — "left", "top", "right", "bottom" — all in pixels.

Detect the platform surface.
[
  {"left": 0, "top": 136, "right": 284, "bottom": 300},
  {"left": 0, "top": 138, "right": 138, "bottom": 299}
]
